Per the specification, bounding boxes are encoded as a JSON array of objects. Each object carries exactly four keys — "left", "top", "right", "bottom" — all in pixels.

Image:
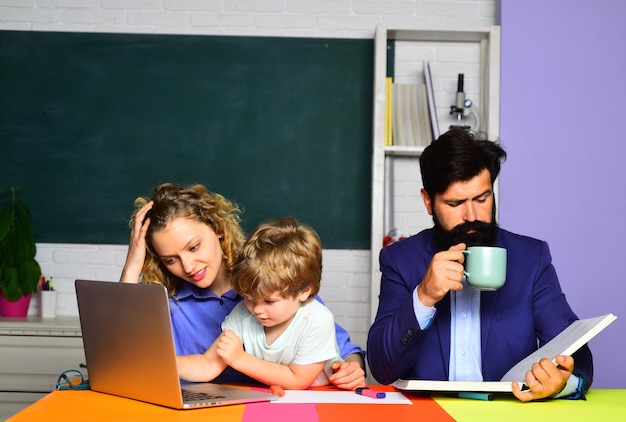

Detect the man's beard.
[{"left": 432, "top": 210, "right": 498, "bottom": 251}]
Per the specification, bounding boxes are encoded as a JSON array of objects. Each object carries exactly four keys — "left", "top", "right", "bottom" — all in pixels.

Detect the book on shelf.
[
  {"left": 394, "top": 313, "right": 617, "bottom": 393},
  {"left": 392, "top": 83, "right": 416, "bottom": 147},
  {"left": 391, "top": 82, "right": 431, "bottom": 148},
  {"left": 423, "top": 61, "right": 440, "bottom": 141},
  {"left": 415, "top": 83, "right": 432, "bottom": 146},
  {"left": 385, "top": 77, "right": 393, "bottom": 147}
]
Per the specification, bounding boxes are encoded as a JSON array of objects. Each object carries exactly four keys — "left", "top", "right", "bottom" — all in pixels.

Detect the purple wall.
[{"left": 499, "top": 0, "right": 626, "bottom": 387}]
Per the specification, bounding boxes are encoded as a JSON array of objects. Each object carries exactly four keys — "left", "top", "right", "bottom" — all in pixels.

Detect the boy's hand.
[
  {"left": 328, "top": 360, "right": 366, "bottom": 390},
  {"left": 215, "top": 329, "right": 245, "bottom": 366}
]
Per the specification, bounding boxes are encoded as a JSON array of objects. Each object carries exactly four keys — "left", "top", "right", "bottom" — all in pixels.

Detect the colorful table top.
[{"left": 8, "top": 385, "right": 626, "bottom": 422}]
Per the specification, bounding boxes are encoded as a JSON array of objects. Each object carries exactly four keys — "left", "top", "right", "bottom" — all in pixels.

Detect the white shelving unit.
[{"left": 369, "top": 25, "right": 501, "bottom": 322}]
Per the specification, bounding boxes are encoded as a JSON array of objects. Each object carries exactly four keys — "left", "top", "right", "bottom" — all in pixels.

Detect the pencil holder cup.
[{"left": 39, "top": 290, "right": 57, "bottom": 318}]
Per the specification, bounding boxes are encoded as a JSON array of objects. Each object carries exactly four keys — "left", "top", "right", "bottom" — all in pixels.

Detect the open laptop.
[{"left": 75, "top": 279, "right": 278, "bottom": 409}]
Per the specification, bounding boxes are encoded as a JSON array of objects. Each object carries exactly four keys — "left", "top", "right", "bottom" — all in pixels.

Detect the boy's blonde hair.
[{"left": 231, "top": 217, "right": 322, "bottom": 302}]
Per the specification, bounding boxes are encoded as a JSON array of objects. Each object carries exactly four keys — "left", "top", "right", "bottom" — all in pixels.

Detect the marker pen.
[{"left": 355, "top": 387, "right": 386, "bottom": 399}]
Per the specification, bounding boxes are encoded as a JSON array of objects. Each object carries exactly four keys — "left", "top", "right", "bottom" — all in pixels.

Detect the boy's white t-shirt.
[{"left": 221, "top": 299, "right": 342, "bottom": 386}]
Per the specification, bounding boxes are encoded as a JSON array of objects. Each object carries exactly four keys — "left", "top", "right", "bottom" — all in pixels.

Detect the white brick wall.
[
  {"left": 3, "top": 0, "right": 497, "bottom": 357},
  {"left": 0, "top": 1, "right": 496, "bottom": 36}
]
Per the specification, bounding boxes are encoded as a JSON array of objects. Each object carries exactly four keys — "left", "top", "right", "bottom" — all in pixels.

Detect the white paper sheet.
[{"left": 269, "top": 390, "right": 412, "bottom": 405}]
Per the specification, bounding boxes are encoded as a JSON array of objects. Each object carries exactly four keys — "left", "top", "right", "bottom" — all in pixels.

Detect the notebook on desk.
[
  {"left": 394, "top": 313, "right": 617, "bottom": 393},
  {"left": 75, "top": 279, "right": 277, "bottom": 409}
]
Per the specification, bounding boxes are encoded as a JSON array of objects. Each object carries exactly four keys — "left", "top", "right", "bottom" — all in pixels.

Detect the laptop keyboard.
[{"left": 182, "top": 389, "right": 227, "bottom": 402}]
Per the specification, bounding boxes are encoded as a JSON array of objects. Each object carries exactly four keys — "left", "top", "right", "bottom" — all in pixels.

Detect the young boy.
[{"left": 176, "top": 217, "right": 352, "bottom": 390}]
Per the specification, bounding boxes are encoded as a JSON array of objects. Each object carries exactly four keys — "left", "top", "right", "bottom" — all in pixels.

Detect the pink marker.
[{"left": 355, "top": 387, "right": 386, "bottom": 399}]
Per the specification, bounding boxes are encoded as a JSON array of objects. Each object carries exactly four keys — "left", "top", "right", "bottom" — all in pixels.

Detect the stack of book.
[{"left": 385, "top": 61, "right": 440, "bottom": 148}]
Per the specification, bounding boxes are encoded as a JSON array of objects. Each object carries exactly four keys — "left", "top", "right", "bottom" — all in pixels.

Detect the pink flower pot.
[{"left": 0, "top": 292, "right": 33, "bottom": 317}]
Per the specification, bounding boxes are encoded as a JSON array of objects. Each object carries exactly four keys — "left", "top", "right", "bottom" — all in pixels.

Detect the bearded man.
[{"left": 366, "top": 129, "right": 592, "bottom": 402}]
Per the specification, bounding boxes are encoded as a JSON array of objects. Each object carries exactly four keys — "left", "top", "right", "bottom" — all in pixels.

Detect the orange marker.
[{"left": 269, "top": 385, "right": 285, "bottom": 397}]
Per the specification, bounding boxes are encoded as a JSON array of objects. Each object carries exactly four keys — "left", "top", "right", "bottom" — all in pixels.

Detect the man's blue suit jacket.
[{"left": 367, "top": 228, "right": 593, "bottom": 394}]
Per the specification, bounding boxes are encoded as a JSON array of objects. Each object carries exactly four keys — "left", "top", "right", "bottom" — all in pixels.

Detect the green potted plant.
[{"left": 0, "top": 186, "right": 41, "bottom": 316}]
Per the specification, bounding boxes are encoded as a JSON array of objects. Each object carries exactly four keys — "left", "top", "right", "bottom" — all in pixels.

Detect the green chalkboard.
[{"left": 0, "top": 31, "right": 373, "bottom": 249}]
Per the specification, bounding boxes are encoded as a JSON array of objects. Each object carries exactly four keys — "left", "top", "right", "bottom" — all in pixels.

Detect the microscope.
[{"left": 449, "top": 73, "right": 475, "bottom": 134}]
